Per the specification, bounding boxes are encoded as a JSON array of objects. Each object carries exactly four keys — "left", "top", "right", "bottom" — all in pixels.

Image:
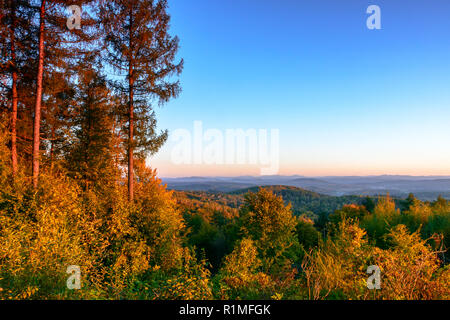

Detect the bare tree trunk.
[
  {"left": 128, "top": 95, "right": 134, "bottom": 200},
  {"left": 10, "top": 0, "right": 18, "bottom": 178},
  {"left": 127, "top": 9, "right": 134, "bottom": 202},
  {"left": 11, "top": 68, "right": 18, "bottom": 177},
  {"left": 32, "top": 0, "right": 46, "bottom": 188},
  {"left": 128, "top": 62, "right": 134, "bottom": 202}
]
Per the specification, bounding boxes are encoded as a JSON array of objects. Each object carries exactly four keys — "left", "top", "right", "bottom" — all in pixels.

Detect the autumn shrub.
[
  {"left": 300, "top": 218, "right": 450, "bottom": 300},
  {"left": 0, "top": 154, "right": 189, "bottom": 299},
  {"left": 145, "top": 248, "right": 212, "bottom": 300},
  {"left": 371, "top": 225, "right": 450, "bottom": 300},
  {"left": 213, "top": 238, "right": 276, "bottom": 300},
  {"left": 0, "top": 173, "right": 99, "bottom": 299},
  {"left": 300, "top": 219, "right": 372, "bottom": 300}
]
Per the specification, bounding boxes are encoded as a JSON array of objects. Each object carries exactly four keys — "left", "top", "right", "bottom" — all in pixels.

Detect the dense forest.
[
  {"left": 231, "top": 185, "right": 369, "bottom": 218},
  {"left": 0, "top": 0, "right": 449, "bottom": 300}
]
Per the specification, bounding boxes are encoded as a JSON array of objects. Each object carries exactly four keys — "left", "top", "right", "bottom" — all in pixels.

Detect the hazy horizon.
[
  {"left": 161, "top": 173, "right": 450, "bottom": 201},
  {"left": 160, "top": 173, "right": 450, "bottom": 179}
]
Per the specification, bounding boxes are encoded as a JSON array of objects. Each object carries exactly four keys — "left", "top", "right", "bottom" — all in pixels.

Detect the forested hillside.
[
  {"left": 172, "top": 186, "right": 370, "bottom": 223},
  {"left": 231, "top": 185, "right": 368, "bottom": 218},
  {"left": 175, "top": 186, "right": 450, "bottom": 299}
]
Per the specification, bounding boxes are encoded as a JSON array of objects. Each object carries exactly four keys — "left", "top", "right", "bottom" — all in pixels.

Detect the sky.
[{"left": 149, "top": 0, "right": 450, "bottom": 178}]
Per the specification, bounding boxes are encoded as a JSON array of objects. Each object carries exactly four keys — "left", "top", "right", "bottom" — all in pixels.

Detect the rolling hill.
[{"left": 173, "top": 185, "right": 370, "bottom": 220}]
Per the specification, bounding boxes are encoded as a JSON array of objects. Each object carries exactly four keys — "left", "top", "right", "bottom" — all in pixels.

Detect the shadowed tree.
[{"left": 65, "top": 61, "right": 118, "bottom": 189}]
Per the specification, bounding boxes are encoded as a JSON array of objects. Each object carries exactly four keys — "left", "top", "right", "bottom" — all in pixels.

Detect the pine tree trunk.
[
  {"left": 10, "top": 0, "right": 18, "bottom": 178},
  {"left": 11, "top": 67, "right": 18, "bottom": 177},
  {"left": 128, "top": 9, "right": 134, "bottom": 202},
  {"left": 128, "top": 65, "right": 134, "bottom": 202},
  {"left": 32, "top": 0, "right": 46, "bottom": 188}
]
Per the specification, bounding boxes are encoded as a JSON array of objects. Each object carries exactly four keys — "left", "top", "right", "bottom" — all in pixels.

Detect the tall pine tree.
[
  {"left": 66, "top": 61, "right": 117, "bottom": 189},
  {"left": 100, "top": 0, "right": 183, "bottom": 201},
  {"left": 30, "top": 0, "right": 99, "bottom": 187},
  {"left": 0, "top": 0, "right": 35, "bottom": 179}
]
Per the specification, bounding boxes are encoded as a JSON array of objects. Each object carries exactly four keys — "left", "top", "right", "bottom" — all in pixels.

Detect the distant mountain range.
[{"left": 162, "top": 175, "right": 450, "bottom": 201}]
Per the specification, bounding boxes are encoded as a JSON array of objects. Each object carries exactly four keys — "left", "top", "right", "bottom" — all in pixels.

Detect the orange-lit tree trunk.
[
  {"left": 128, "top": 67, "right": 134, "bottom": 201},
  {"left": 127, "top": 10, "right": 134, "bottom": 202},
  {"left": 9, "top": 0, "right": 18, "bottom": 178},
  {"left": 32, "top": 0, "right": 46, "bottom": 188}
]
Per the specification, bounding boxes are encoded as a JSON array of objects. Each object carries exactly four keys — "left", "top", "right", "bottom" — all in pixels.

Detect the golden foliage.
[
  {"left": 301, "top": 220, "right": 449, "bottom": 300},
  {"left": 0, "top": 158, "right": 187, "bottom": 299},
  {"left": 301, "top": 220, "right": 370, "bottom": 300},
  {"left": 372, "top": 225, "right": 449, "bottom": 299},
  {"left": 216, "top": 238, "right": 274, "bottom": 300}
]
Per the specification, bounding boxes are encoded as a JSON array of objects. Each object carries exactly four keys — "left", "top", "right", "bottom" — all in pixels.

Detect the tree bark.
[
  {"left": 128, "top": 72, "right": 134, "bottom": 202},
  {"left": 32, "top": 0, "right": 46, "bottom": 188},
  {"left": 128, "top": 8, "right": 134, "bottom": 202},
  {"left": 10, "top": 0, "right": 18, "bottom": 178}
]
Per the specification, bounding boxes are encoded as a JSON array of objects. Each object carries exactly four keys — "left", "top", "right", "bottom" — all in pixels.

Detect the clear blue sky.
[{"left": 150, "top": 0, "right": 450, "bottom": 177}]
